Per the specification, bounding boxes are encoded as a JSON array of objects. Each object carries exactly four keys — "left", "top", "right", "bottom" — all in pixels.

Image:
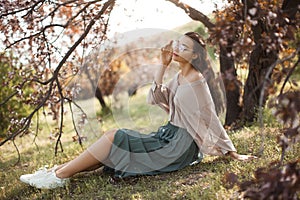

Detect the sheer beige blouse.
[{"left": 147, "top": 72, "right": 237, "bottom": 156}]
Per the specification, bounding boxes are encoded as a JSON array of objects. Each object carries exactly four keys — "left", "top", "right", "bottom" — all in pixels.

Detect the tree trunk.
[
  {"left": 85, "top": 67, "right": 108, "bottom": 109},
  {"left": 219, "top": 44, "right": 242, "bottom": 126},
  {"left": 95, "top": 86, "right": 107, "bottom": 109},
  {"left": 242, "top": 45, "right": 277, "bottom": 123},
  {"left": 281, "top": 0, "right": 299, "bottom": 21},
  {"left": 240, "top": 0, "right": 278, "bottom": 124}
]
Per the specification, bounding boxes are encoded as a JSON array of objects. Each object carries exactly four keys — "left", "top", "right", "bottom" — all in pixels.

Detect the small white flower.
[
  {"left": 250, "top": 20, "right": 258, "bottom": 26},
  {"left": 248, "top": 8, "right": 257, "bottom": 16},
  {"left": 268, "top": 11, "right": 277, "bottom": 18}
]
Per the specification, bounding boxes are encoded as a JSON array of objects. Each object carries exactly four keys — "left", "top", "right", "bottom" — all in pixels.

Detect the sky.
[
  {"left": 0, "top": 0, "right": 227, "bottom": 50},
  {"left": 0, "top": 0, "right": 228, "bottom": 62},
  {"left": 107, "top": 0, "right": 227, "bottom": 36}
]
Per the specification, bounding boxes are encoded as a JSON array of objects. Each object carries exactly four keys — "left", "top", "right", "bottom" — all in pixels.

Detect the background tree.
[
  {"left": 77, "top": 36, "right": 164, "bottom": 112},
  {"left": 168, "top": 0, "right": 299, "bottom": 127},
  {"left": 0, "top": 0, "right": 116, "bottom": 153}
]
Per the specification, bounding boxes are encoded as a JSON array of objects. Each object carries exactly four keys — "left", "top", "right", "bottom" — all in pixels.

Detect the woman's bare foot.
[{"left": 228, "top": 151, "right": 257, "bottom": 161}]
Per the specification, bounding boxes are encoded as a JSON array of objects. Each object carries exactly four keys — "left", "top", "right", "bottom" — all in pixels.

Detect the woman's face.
[{"left": 172, "top": 36, "right": 196, "bottom": 64}]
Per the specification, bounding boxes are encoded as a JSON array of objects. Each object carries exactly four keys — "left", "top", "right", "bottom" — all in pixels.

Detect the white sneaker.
[
  {"left": 28, "top": 170, "right": 69, "bottom": 189},
  {"left": 20, "top": 166, "right": 48, "bottom": 184}
]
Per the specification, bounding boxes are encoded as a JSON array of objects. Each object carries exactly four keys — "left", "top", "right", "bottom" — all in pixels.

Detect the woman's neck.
[{"left": 179, "top": 63, "right": 196, "bottom": 77}]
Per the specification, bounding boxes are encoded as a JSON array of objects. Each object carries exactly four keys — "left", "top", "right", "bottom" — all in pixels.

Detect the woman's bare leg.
[
  {"left": 54, "top": 162, "right": 102, "bottom": 172},
  {"left": 55, "top": 129, "right": 117, "bottom": 178}
]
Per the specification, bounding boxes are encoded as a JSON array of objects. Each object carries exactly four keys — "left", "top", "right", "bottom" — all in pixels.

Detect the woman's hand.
[
  {"left": 160, "top": 41, "right": 173, "bottom": 67},
  {"left": 228, "top": 151, "right": 257, "bottom": 161}
]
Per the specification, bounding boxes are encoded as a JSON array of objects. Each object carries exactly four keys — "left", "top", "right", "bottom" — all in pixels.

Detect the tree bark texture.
[
  {"left": 95, "top": 86, "right": 107, "bottom": 109},
  {"left": 219, "top": 44, "right": 242, "bottom": 126},
  {"left": 241, "top": 0, "right": 298, "bottom": 124}
]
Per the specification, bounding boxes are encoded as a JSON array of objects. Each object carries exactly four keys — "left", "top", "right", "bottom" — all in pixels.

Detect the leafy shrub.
[{"left": 0, "top": 53, "right": 32, "bottom": 139}]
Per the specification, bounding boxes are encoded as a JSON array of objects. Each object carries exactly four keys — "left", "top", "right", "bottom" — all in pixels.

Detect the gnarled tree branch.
[
  {"left": 0, "top": 0, "right": 116, "bottom": 149},
  {"left": 165, "top": 0, "right": 215, "bottom": 30}
]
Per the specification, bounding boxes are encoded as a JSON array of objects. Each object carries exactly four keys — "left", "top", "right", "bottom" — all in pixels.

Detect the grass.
[{"left": 0, "top": 87, "right": 299, "bottom": 200}]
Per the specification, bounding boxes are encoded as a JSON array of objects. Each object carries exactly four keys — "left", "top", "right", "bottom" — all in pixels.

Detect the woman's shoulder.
[
  {"left": 176, "top": 72, "right": 206, "bottom": 89},
  {"left": 189, "top": 72, "right": 204, "bottom": 83},
  {"left": 185, "top": 72, "right": 205, "bottom": 86}
]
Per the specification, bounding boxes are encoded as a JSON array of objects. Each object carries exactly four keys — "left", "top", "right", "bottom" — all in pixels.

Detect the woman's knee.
[{"left": 104, "top": 129, "right": 118, "bottom": 142}]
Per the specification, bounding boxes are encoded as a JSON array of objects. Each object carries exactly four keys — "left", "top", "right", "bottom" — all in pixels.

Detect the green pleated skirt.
[{"left": 103, "top": 122, "right": 203, "bottom": 178}]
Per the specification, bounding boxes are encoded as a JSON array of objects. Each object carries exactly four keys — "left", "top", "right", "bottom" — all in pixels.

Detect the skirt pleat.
[{"left": 103, "top": 122, "right": 203, "bottom": 178}]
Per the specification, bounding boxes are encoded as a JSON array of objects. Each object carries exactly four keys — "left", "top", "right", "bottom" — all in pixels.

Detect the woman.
[{"left": 20, "top": 32, "right": 255, "bottom": 189}]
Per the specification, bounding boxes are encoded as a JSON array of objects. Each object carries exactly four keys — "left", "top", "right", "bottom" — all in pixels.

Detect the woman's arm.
[
  {"left": 146, "top": 41, "right": 174, "bottom": 112},
  {"left": 155, "top": 40, "right": 173, "bottom": 84},
  {"left": 153, "top": 65, "right": 167, "bottom": 85}
]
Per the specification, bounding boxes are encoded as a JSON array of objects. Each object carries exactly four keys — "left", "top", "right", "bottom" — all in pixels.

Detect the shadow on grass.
[{"left": 89, "top": 156, "right": 229, "bottom": 185}]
